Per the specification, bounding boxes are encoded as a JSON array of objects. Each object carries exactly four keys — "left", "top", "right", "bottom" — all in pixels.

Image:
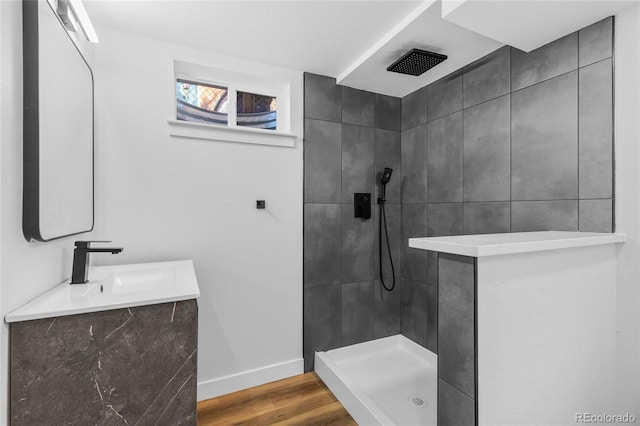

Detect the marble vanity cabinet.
[
  {"left": 6, "top": 260, "right": 200, "bottom": 426},
  {"left": 409, "top": 231, "right": 625, "bottom": 426}
]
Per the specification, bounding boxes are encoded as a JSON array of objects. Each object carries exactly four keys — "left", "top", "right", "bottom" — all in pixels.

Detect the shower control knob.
[{"left": 354, "top": 193, "right": 371, "bottom": 220}]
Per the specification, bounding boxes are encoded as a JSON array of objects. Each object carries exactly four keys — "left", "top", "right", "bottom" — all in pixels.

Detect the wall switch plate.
[{"left": 256, "top": 200, "right": 266, "bottom": 209}]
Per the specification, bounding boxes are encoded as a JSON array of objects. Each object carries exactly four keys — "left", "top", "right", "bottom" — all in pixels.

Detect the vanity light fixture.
[
  {"left": 56, "top": 0, "right": 77, "bottom": 33},
  {"left": 67, "top": 0, "right": 99, "bottom": 43}
]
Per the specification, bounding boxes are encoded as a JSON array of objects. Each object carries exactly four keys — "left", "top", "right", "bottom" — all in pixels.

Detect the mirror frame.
[{"left": 22, "top": 0, "right": 95, "bottom": 242}]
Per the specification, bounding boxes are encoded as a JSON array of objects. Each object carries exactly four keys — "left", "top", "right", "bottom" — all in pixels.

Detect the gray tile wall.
[
  {"left": 438, "top": 254, "right": 477, "bottom": 426},
  {"left": 400, "top": 17, "right": 614, "bottom": 353},
  {"left": 438, "top": 254, "right": 476, "bottom": 399},
  {"left": 304, "top": 74, "right": 402, "bottom": 371},
  {"left": 303, "top": 18, "right": 614, "bottom": 366}
]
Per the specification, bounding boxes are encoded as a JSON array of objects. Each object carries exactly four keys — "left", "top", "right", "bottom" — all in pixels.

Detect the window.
[
  {"left": 175, "top": 80, "right": 278, "bottom": 131},
  {"left": 237, "top": 91, "right": 277, "bottom": 130},
  {"left": 169, "top": 60, "right": 295, "bottom": 147},
  {"left": 176, "top": 79, "right": 229, "bottom": 125}
]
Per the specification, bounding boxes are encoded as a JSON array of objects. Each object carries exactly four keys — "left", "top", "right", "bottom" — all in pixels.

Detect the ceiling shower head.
[{"left": 387, "top": 49, "right": 447, "bottom": 76}]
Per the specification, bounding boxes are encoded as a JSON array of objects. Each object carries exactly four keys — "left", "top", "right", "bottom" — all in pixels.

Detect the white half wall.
[
  {"left": 91, "top": 27, "right": 303, "bottom": 401},
  {"left": 614, "top": 4, "right": 640, "bottom": 417},
  {"left": 477, "top": 245, "right": 618, "bottom": 425}
]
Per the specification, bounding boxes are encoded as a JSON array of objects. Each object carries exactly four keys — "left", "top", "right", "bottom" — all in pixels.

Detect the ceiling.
[
  {"left": 337, "top": 0, "right": 502, "bottom": 96},
  {"left": 84, "top": 0, "right": 423, "bottom": 92},
  {"left": 84, "top": 0, "right": 639, "bottom": 98},
  {"left": 441, "top": 0, "right": 639, "bottom": 52}
]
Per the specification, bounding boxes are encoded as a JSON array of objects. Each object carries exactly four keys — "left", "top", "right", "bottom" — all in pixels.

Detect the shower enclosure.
[{"left": 303, "top": 15, "right": 614, "bottom": 424}]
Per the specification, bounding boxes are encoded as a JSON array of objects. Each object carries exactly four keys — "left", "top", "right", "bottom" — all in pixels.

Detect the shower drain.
[{"left": 409, "top": 396, "right": 427, "bottom": 407}]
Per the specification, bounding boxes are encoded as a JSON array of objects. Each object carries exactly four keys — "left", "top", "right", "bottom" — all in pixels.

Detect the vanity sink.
[
  {"left": 100, "top": 267, "right": 176, "bottom": 295},
  {"left": 5, "top": 260, "right": 199, "bottom": 322},
  {"left": 7, "top": 259, "right": 199, "bottom": 425}
]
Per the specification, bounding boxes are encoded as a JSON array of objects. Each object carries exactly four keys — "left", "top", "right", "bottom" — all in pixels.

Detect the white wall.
[
  {"left": 0, "top": 0, "right": 97, "bottom": 422},
  {"left": 478, "top": 245, "right": 618, "bottom": 425},
  {"left": 0, "top": 4, "right": 302, "bottom": 422},
  {"left": 91, "top": 27, "right": 303, "bottom": 399},
  {"left": 614, "top": 4, "right": 640, "bottom": 416}
]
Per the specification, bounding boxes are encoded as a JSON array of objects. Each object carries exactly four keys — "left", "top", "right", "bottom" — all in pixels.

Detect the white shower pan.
[{"left": 315, "top": 335, "right": 437, "bottom": 426}]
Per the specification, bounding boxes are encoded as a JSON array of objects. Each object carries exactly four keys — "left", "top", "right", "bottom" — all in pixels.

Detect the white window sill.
[{"left": 168, "top": 119, "right": 297, "bottom": 148}]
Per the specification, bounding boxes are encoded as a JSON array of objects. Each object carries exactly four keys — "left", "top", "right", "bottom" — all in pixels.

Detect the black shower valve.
[{"left": 354, "top": 193, "right": 371, "bottom": 220}]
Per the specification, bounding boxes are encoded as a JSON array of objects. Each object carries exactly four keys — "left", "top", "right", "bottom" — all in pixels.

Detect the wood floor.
[{"left": 197, "top": 372, "right": 357, "bottom": 425}]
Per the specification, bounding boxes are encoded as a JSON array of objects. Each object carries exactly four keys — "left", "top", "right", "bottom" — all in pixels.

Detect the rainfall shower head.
[{"left": 387, "top": 49, "right": 447, "bottom": 76}]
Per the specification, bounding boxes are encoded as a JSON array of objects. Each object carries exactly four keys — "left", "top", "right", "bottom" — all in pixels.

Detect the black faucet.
[{"left": 71, "top": 241, "right": 123, "bottom": 284}]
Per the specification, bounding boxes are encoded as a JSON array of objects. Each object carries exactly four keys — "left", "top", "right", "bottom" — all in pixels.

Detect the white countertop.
[
  {"left": 5, "top": 260, "right": 200, "bottom": 323},
  {"left": 408, "top": 231, "right": 626, "bottom": 257}
]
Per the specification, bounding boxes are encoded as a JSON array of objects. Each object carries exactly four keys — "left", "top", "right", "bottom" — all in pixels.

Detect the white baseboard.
[{"left": 197, "top": 358, "right": 304, "bottom": 401}]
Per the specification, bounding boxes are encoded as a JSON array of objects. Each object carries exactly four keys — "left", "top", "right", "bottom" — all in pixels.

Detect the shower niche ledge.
[{"left": 409, "top": 231, "right": 625, "bottom": 426}]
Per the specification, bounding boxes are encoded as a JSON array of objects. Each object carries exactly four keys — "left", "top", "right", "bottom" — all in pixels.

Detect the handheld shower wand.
[
  {"left": 378, "top": 168, "right": 396, "bottom": 292},
  {"left": 380, "top": 168, "right": 392, "bottom": 186}
]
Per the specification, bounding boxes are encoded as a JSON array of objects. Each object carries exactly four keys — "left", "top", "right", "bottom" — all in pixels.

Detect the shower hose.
[{"left": 378, "top": 183, "right": 396, "bottom": 292}]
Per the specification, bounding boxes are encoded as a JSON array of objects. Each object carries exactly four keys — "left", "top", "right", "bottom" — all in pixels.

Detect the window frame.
[{"left": 168, "top": 60, "right": 295, "bottom": 147}]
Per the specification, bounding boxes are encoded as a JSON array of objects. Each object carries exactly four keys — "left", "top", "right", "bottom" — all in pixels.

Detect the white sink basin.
[
  {"left": 101, "top": 267, "right": 176, "bottom": 295},
  {"left": 5, "top": 260, "right": 200, "bottom": 323}
]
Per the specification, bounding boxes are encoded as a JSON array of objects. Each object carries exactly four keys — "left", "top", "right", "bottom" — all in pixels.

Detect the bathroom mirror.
[{"left": 23, "top": 0, "right": 94, "bottom": 242}]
